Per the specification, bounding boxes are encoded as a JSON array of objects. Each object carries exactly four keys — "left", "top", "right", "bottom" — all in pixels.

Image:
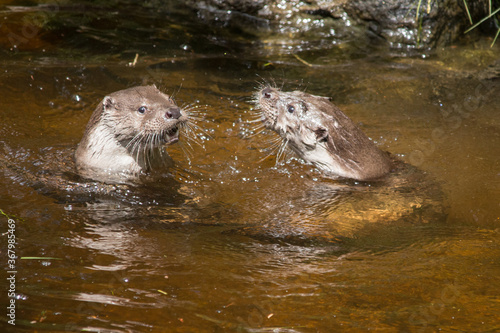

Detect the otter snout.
[
  {"left": 166, "top": 107, "right": 181, "bottom": 119},
  {"left": 262, "top": 86, "right": 273, "bottom": 99}
]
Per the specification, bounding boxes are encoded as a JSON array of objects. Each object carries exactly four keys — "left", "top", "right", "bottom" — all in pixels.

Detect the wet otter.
[
  {"left": 255, "top": 86, "right": 392, "bottom": 181},
  {"left": 75, "top": 85, "right": 188, "bottom": 184},
  {"left": 241, "top": 85, "right": 447, "bottom": 244}
]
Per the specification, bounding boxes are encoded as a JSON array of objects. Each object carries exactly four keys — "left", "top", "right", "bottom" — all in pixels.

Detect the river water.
[{"left": 1, "top": 1, "right": 499, "bottom": 332}]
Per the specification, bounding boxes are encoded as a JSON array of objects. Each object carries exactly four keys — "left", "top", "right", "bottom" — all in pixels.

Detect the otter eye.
[
  {"left": 138, "top": 106, "right": 147, "bottom": 114},
  {"left": 287, "top": 105, "right": 295, "bottom": 113}
]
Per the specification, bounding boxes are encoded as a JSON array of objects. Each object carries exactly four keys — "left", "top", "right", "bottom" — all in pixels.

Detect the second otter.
[
  {"left": 75, "top": 85, "right": 188, "bottom": 184},
  {"left": 255, "top": 86, "right": 392, "bottom": 181}
]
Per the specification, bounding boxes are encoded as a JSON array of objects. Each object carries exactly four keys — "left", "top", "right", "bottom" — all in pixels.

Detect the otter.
[
  {"left": 255, "top": 86, "right": 392, "bottom": 181},
  {"left": 75, "top": 85, "right": 188, "bottom": 184}
]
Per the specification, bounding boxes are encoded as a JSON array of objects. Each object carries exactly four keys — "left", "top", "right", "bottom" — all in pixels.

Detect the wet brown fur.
[
  {"left": 75, "top": 85, "right": 187, "bottom": 184},
  {"left": 255, "top": 86, "right": 391, "bottom": 181}
]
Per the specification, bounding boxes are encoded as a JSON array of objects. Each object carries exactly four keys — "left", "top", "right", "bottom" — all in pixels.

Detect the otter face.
[
  {"left": 257, "top": 86, "right": 331, "bottom": 155},
  {"left": 76, "top": 85, "right": 196, "bottom": 183},
  {"left": 255, "top": 85, "right": 391, "bottom": 180},
  {"left": 103, "top": 86, "right": 188, "bottom": 149}
]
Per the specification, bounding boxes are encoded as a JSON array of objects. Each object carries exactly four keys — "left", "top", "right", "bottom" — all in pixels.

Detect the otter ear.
[
  {"left": 315, "top": 127, "right": 328, "bottom": 143},
  {"left": 314, "top": 127, "right": 328, "bottom": 142},
  {"left": 102, "top": 96, "right": 115, "bottom": 111}
]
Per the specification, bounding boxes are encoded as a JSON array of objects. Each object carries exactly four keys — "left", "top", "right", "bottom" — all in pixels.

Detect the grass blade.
[
  {"left": 463, "top": 0, "right": 473, "bottom": 24},
  {"left": 21, "top": 257, "right": 62, "bottom": 260},
  {"left": 465, "top": 6, "right": 500, "bottom": 33},
  {"left": 491, "top": 28, "right": 500, "bottom": 47}
]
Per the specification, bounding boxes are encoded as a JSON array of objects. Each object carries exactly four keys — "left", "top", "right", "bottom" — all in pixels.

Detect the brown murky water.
[{"left": 1, "top": 1, "right": 500, "bottom": 332}]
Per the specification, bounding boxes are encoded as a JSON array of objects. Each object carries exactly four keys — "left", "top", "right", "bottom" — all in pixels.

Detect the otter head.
[
  {"left": 105, "top": 85, "right": 185, "bottom": 147},
  {"left": 256, "top": 86, "right": 391, "bottom": 181},
  {"left": 76, "top": 85, "right": 188, "bottom": 183}
]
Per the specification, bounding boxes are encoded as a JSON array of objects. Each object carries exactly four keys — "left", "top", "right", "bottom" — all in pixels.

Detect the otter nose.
[
  {"left": 166, "top": 107, "right": 181, "bottom": 119},
  {"left": 262, "top": 87, "right": 273, "bottom": 99}
]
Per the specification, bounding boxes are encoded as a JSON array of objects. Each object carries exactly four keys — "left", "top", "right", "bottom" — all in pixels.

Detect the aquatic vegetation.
[{"left": 463, "top": 0, "right": 500, "bottom": 47}]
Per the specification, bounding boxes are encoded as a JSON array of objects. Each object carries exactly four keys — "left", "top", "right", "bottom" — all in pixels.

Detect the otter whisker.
[
  {"left": 150, "top": 133, "right": 159, "bottom": 168},
  {"left": 178, "top": 139, "right": 195, "bottom": 164},
  {"left": 126, "top": 132, "right": 143, "bottom": 161},
  {"left": 183, "top": 124, "right": 204, "bottom": 147},
  {"left": 182, "top": 103, "right": 208, "bottom": 119},
  {"left": 245, "top": 125, "right": 267, "bottom": 139},
  {"left": 256, "top": 134, "right": 286, "bottom": 164},
  {"left": 246, "top": 116, "right": 265, "bottom": 124},
  {"left": 131, "top": 130, "right": 155, "bottom": 171},
  {"left": 184, "top": 128, "right": 207, "bottom": 152},
  {"left": 178, "top": 103, "right": 211, "bottom": 144},
  {"left": 185, "top": 118, "right": 208, "bottom": 134},
  {"left": 140, "top": 136, "right": 148, "bottom": 171},
  {"left": 254, "top": 78, "right": 277, "bottom": 92},
  {"left": 126, "top": 129, "right": 143, "bottom": 148},
  {"left": 248, "top": 121, "right": 266, "bottom": 129},
  {"left": 157, "top": 132, "right": 166, "bottom": 159},
  {"left": 275, "top": 138, "right": 289, "bottom": 165},
  {"left": 184, "top": 115, "right": 207, "bottom": 125},
  {"left": 169, "top": 83, "right": 183, "bottom": 103},
  {"left": 180, "top": 132, "right": 195, "bottom": 153},
  {"left": 183, "top": 104, "right": 207, "bottom": 116},
  {"left": 181, "top": 102, "right": 205, "bottom": 112},
  {"left": 184, "top": 119, "right": 211, "bottom": 144},
  {"left": 279, "top": 79, "right": 286, "bottom": 91},
  {"left": 135, "top": 133, "right": 147, "bottom": 170},
  {"left": 129, "top": 131, "right": 147, "bottom": 149},
  {"left": 264, "top": 134, "right": 283, "bottom": 149},
  {"left": 144, "top": 132, "right": 156, "bottom": 170},
  {"left": 248, "top": 121, "right": 266, "bottom": 131}
]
